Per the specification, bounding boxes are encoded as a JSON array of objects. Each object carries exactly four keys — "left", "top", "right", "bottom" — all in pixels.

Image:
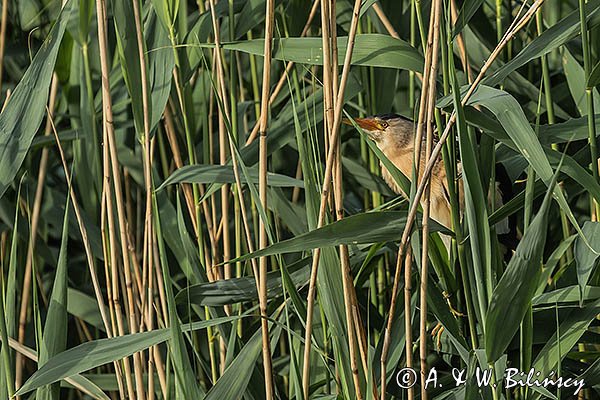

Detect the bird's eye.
[{"left": 379, "top": 121, "right": 389, "bottom": 129}]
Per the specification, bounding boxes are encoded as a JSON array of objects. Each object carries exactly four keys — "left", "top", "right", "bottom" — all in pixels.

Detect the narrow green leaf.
[
  {"left": 0, "top": 187, "right": 20, "bottom": 398},
  {"left": 451, "top": 52, "right": 492, "bottom": 320},
  {"left": 485, "top": 168, "right": 556, "bottom": 362},
  {"left": 0, "top": 1, "right": 71, "bottom": 200},
  {"left": 67, "top": 288, "right": 106, "bottom": 332},
  {"left": 562, "top": 48, "right": 600, "bottom": 116},
  {"left": 158, "top": 164, "right": 304, "bottom": 190},
  {"left": 533, "top": 285, "right": 600, "bottom": 306},
  {"left": 176, "top": 258, "right": 310, "bottom": 306},
  {"left": 37, "top": 193, "right": 70, "bottom": 400},
  {"left": 229, "top": 211, "right": 449, "bottom": 264},
  {"left": 113, "top": 0, "right": 146, "bottom": 136},
  {"left": 146, "top": 10, "right": 175, "bottom": 133},
  {"left": 463, "top": 107, "right": 600, "bottom": 205},
  {"left": 341, "top": 156, "right": 395, "bottom": 196},
  {"left": 536, "top": 235, "right": 578, "bottom": 296},
  {"left": 336, "top": 0, "right": 377, "bottom": 28},
  {"left": 204, "top": 326, "right": 262, "bottom": 400},
  {"left": 62, "top": 375, "right": 110, "bottom": 400},
  {"left": 587, "top": 60, "right": 600, "bottom": 88},
  {"left": 77, "top": 0, "right": 93, "bottom": 44},
  {"left": 452, "top": 0, "right": 483, "bottom": 38},
  {"left": 466, "top": 85, "right": 586, "bottom": 244},
  {"left": 538, "top": 114, "right": 600, "bottom": 144},
  {"left": 15, "top": 316, "right": 241, "bottom": 396},
  {"left": 268, "top": 187, "right": 308, "bottom": 236},
  {"left": 579, "top": 357, "right": 600, "bottom": 387},
  {"left": 17, "top": 331, "right": 168, "bottom": 396},
  {"left": 151, "top": 0, "right": 179, "bottom": 33},
  {"left": 220, "top": 34, "right": 424, "bottom": 72},
  {"left": 532, "top": 299, "right": 600, "bottom": 375},
  {"left": 153, "top": 193, "right": 204, "bottom": 398},
  {"left": 233, "top": 0, "right": 265, "bottom": 39},
  {"left": 574, "top": 221, "right": 600, "bottom": 303}
]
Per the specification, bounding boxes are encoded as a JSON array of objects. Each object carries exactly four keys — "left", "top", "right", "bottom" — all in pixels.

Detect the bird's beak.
[{"left": 342, "top": 117, "right": 385, "bottom": 131}]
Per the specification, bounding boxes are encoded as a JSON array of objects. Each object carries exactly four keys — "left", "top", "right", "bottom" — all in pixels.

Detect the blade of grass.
[
  {"left": 0, "top": 1, "right": 70, "bottom": 200},
  {"left": 15, "top": 316, "right": 242, "bottom": 396},
  {"left": 485, "top": 157, "right": 561, "bottom": 363},
  {"left": 36, "top": 189, "right": 70, "bottom": 400}
]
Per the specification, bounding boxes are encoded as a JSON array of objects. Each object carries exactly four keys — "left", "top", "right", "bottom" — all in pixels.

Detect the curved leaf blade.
[
  {"left": 222, "top": 34, "right": 424, "bottom": 72},
  {"left": 485, "top": 170, "right": 556, "bottom": 362},
  {"left": 0, "top": 1, "right": 71, "bottom": 200},
  {"left": 466, "top": 85, "right": 585, "bottom": 242},
  {"left": 158, "top": 164, "right": 304, "bottom": 190},
  {"left": 574, "top": 221, "right": 600, "bottom": 303},
  {"left": 228, "top": 211, "right": 449, "bottom": 264},
  {"left": 15, "top": 316, "right": 240, "bottom": 396}
]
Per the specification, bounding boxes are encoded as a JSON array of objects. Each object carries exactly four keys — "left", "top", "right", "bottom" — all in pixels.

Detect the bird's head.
[{"left": 343, "top": 113, "right": 414, "bottom": 149}]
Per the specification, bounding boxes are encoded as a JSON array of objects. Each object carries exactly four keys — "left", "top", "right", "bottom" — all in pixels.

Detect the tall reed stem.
[
  {"left": 419, "top": 2, "right": 442, "bottom": 399},
  {"left": 95, "top": 0, "right": 144, "bottom": 396},
  {"left": 258, "top": 0, "right": 276, "bottom": 397},
  {"left": 381, "top": 0, "right": 437, "bottom": 396},
  {"left": 329, "top": 0, "right": 365, "bottom": 397},
  {"left": 131, "top": 0, "right": 154, "bottom": 395},
  {"left": 302, "top": 0, "right": 365, "bottom": 396}
]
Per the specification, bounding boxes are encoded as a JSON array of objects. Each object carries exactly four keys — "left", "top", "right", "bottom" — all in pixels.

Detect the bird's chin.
[{"left": 367, "top": 132, "right": 381, "bottom": 142}]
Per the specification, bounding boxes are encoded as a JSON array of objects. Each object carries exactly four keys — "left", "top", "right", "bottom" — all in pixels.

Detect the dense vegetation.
[{"left": 0, "top": 0, "right": 599, "bottom": 399}]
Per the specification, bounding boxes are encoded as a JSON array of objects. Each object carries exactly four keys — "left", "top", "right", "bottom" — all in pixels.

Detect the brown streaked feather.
[{"left": 375, "top": 124, "right": 461, "bottom": 230}]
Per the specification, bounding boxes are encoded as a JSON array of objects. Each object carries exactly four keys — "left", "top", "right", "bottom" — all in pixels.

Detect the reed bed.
[{"left": 0, "top": 0, "right": 599, "bottom": 399}]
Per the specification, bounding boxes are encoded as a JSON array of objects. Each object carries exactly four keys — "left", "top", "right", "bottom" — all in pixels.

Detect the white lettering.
[{"left": 425, "top": 368, "right": 438, "bottom": 389}]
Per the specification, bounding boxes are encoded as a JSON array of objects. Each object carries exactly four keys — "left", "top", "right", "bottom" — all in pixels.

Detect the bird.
[{"left": 343, "top": 113, "right": 507, "bottom": 247}]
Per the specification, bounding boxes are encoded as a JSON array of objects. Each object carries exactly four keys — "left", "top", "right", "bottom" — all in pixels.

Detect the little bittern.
[{"left": 344, "top": 113, "right": 506, "bottom": 242}]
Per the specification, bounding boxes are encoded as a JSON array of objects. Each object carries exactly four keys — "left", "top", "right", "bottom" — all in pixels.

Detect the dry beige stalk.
[
  {"left": 450, "top": 0, "right": 473, "bottom": 82},
  {"left": 328, "top": 0, "right": 364, "bottom": 397},
  {"left": 46, "top": 89, "right": 126, "bottom": 399},
  {"left": 373, "top": 3, "right": 399, "bottom": 38},
  {"left": 258, "top": 0, "right": 277, "bottom": 397},
  {"left": 404, "top": 247, "right": 414, "bottom": 399},
  {"left": 302, "top": 0, "right": 367, "bottom": 397},
  {"left": 130, "top": 0, "right": 157, "bottom": 396},
  {"left": 380, "top": 0, "right": 439, "bottom": 396},
  {"left": 419, "top": 2, "right": 443, "bottom": 398},
  {"left": 95, "top": 0, "right": 146, "bottom": 396}
]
